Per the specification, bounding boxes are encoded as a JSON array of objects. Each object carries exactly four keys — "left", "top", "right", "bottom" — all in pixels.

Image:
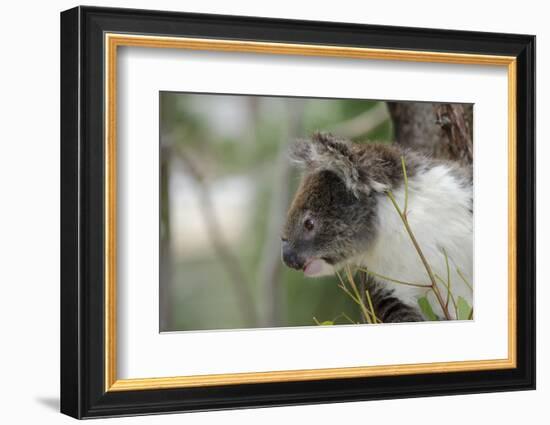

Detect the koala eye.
[{"left": 303, "top": 218, "right": 315, "bottom": 232}]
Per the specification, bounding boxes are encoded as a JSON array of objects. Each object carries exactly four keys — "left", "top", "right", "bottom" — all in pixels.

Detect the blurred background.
[{"left": 159, "top": 92, "right": 395, "bottom": 332}]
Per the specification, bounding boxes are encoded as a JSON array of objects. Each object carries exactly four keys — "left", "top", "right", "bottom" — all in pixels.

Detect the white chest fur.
[{"left": 358, "top": 164, "right": 473, "bottom": 320}]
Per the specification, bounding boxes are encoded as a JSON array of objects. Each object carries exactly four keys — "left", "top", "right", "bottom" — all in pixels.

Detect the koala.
[{"left": 281, "top": 132, "right": 473, "bottom": 322}]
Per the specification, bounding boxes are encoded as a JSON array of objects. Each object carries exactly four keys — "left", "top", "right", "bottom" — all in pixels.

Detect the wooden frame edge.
[
  {"left": 108, "top": 358, "right": 516, "bottom": 391},
  {"left": 104, "top": 33, "right": 518, "bottom": 392}
]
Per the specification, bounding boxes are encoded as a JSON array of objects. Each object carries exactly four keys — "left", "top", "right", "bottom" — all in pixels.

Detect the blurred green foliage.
[{"left": 160, "top": 92, "right": 394, "bottom": 331}]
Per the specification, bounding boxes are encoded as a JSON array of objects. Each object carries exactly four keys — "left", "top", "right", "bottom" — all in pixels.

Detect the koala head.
[{"left": 281, "top": 132, "right": 406, "bottom": 277}]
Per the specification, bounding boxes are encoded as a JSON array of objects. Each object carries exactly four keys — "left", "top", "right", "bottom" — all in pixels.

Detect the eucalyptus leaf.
[
  {"left": 418, "top": 297, "right": 439, "bottom": 321},
  {"left": 457, "top": 297, "right": 473, "bottom": 320}
]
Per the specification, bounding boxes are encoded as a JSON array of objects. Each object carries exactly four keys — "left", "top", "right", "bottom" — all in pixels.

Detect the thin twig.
[
  {"left": 386, "top": 190, "right": 451, "bottom": 319},
  {"left": 365, "top": 289, "right": 382, "bottom": 324},
  {"left": 314, "top": 311, "right": 361, "bottom": 326},
  {"left": 401, "top": 156, "right": 409, "bottom": 215},
  {"left": 435, "top": 274, "right": 458, "bottom": 318},
  {"left": 385, "top": 158, "right": 452, "bottom": 320},
  {"left": 335, "top": 270, "right": 362, "bottom": 305},
  {"left": 456, "top": 267, "right": 474, "bottom": 292},
  {"left": 442, "top": 248, "right": 451, "bottom": 309},
  {"left": 340, "top": 312, "right": 358, "bottom": 325},
  {"left": 358, "top": 270, "right": 368, "bottom": 324},
  {"left": 345, "top": 266, "right": 376, "bottom": 324},
  {"left": 337, "top": 268, "right": 377, "bottom": 324},
  {"left": 358, "top": 268, "right": 431, "bottom": 288}
]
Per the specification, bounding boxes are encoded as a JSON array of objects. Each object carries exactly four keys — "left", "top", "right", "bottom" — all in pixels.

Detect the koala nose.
[{"left": 281, "top": 241, "right": 304, "bottom": 270}]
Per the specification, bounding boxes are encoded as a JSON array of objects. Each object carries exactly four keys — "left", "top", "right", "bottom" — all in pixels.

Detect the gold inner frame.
[{"left": 104, "top": 33, "right": 517, "bottom": 392}]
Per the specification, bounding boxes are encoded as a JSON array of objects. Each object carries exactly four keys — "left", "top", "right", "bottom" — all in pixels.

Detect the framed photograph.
[{"left": 60, "top": 6, "right": 535, "bottom": 419}]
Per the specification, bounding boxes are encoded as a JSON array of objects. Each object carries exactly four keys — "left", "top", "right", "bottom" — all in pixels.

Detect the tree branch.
[{"left": 173, "top": 143, "right": 259, "bottom": 326}]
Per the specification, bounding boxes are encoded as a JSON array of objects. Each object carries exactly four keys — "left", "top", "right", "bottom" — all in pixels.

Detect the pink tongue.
[{"left": 304, "top": 259, "right": 323, "bottom": 277}]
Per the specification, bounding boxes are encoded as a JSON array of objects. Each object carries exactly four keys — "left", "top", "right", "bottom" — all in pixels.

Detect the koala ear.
[{"left": 289, "top": 132, "right": 363, "bottom": 197}]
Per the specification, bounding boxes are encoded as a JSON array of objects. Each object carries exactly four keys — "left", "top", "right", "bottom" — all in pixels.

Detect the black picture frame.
[{"left": 61, "top": 5, "right": 535, "bottom": 419}]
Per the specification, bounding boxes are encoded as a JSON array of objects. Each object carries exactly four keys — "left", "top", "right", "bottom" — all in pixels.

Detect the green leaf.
[
  {"left": 457, "top": 297, "right": 473, "bottom": 320},
  {"left": 418, "top": 297, "right": 439, "bottom": 321},
  {"left": 313, "top": 317, "right": 334, "bottom": 326}
]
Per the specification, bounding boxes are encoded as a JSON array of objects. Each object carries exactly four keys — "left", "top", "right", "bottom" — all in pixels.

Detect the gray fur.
[{"left": 283, "top": 133, "right": 413, "bottom": 266}]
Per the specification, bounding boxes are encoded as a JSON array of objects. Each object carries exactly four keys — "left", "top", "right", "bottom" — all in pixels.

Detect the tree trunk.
[
  {"left": 387, "top": 102, "right": 473, "bottom": 166},
  {"left": 159, "top": 145, "right": 173, "bottom": 331}
]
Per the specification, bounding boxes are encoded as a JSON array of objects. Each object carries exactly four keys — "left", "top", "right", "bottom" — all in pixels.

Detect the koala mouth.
[{"left": 303, "top": 259, "right": 324, "bottom": 277}]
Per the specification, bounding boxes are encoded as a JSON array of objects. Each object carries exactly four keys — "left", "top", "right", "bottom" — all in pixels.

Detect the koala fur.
[{"left": 282, "top": 132, "right": 473, "bottom": 321}]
